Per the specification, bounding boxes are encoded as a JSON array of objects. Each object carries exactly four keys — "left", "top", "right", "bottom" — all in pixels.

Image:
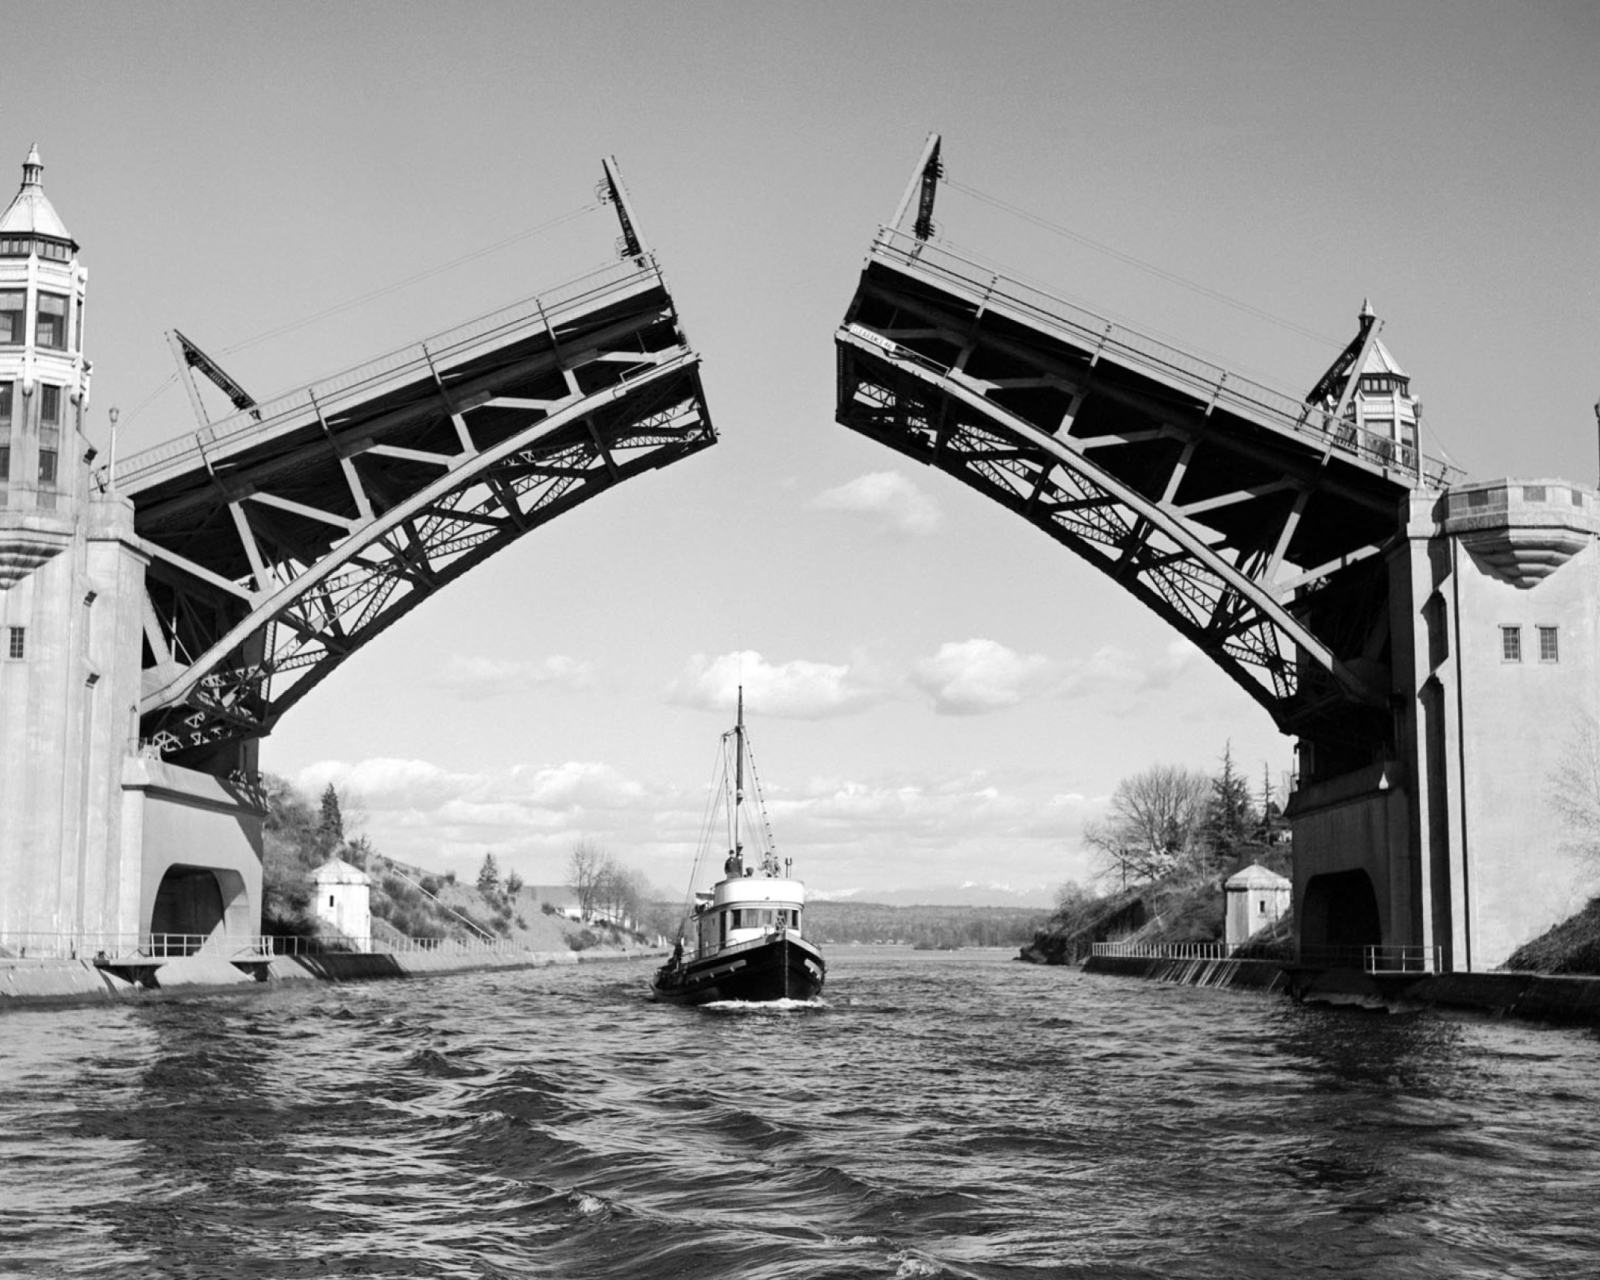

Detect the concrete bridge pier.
[
  {"left": 1289, "top": 480, "right": 1600, "bottom": 972},
  {"left": 0, "top": 146, "right": 263, "bottom": 958}
]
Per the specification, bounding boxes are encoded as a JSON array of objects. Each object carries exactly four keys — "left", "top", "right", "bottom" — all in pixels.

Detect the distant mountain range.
[{"left": 812, "top": 882, "right": 1056, "bottom": 909}]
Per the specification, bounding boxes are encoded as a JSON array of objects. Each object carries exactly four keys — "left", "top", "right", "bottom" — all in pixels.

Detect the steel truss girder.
[
  {"left": 138, "top": 354, "right": 711, "bottom": 757},
  {"left": 835, "top": 331, "right": 1389, "bottom": 735}
]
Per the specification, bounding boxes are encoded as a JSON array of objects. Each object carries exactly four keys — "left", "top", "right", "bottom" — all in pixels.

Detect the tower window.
[
  {"left": 0, "top": 445, "right": 9, "bottom": 481},
  {"left": 7, "top": 627, "right": 23, "bottom": 660},
  {"left": 35, "top": 293, "right": 68, "bottom": 350},
  {"left": 38, "top": 449, "right": 56, "bottom": 486},
  {"left": 1501, "top": 625, "right": 1522, "bottom": 663},
  {"left": 1539, "top": 626, "right": 1559, "bottom": 663},
  {"left": 0, "top": 291, "right": 22, "bottom": 343},
  {"left": 40, "top": 384, "right": 61, "bottom": 428},
  {"left": 0, "top": 380, "right": 11, "bottom": 427}
]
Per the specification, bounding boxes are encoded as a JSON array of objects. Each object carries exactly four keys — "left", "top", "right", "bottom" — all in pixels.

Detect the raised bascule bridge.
[
  {"left": 0, "top": 154, "right": 714, "bottom": 962},
  {"left": 836, "top": 136, "right": 1600, "bottom": 974}
]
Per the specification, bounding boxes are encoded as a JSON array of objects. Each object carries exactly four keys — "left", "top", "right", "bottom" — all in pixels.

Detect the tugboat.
[{"left": 651, "top": 689, "right": 825, "bottom": 1005}]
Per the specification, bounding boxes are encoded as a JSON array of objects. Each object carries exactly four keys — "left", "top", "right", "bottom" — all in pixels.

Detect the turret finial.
[{"left": 21, "top": 144, "right": 42, "bottom": 188}]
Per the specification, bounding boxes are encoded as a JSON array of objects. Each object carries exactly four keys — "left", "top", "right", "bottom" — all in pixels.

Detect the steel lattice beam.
[
  {"left": 834, "top": 231, "right": 1440, "bottom": 745},
  {"left": 119, "top": 252, "right": 714, "bottom": 765}
]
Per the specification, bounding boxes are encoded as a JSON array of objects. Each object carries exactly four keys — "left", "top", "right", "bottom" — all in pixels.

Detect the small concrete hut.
[
  {"left": 1224, "top": 863, "right": 1292, "bottom": 952},
  {"left": 311, "top": 855, "right": 373, "bottom": 952}
]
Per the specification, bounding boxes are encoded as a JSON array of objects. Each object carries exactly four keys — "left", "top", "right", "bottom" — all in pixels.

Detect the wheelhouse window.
[
  {"left": 7, "top": 626, "right": 23, "bottom": 660},
  {"left": 0, "top": 291, "right": 22, "bottom": 343},
  {"left": 35, "top": 292, "right": 68, "bottom": 350},
  {"left": 1539, "top": 626, "right": 1559, "bottom": 663},
  {"left": 1500, "top": 625, "right": 1522, "bottom": 663}
]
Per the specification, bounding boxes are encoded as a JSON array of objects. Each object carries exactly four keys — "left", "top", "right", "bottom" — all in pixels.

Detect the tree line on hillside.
[{"left": 803, "top": 901, "right": 1047, "bottom": 949}]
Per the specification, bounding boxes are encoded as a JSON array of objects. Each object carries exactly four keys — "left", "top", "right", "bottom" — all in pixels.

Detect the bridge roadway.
[
  {"left": 835, "top": 214, "right": 1457, "bottom": 765},
  {"left": 113, "top": 249, "right": 714, "bottom": 772}
]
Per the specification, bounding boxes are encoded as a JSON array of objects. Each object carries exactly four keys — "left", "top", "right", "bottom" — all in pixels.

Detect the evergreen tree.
[
  {"left": 318, "top": 784, "right": 344, "bottom": 852},
  {"left": 1202, "top": 742, "right": 1257, "bottom": 867},
  {"left": 477, "top": 852, "right": 500, "bottom": 896}
]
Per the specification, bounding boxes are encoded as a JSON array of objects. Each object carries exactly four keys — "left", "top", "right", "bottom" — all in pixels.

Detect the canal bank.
[
  {"left": 1084, "top": 953, "right": 1600, "bottom": 1026},
  {"left": 0, "top": 946, "right": 663, "bottom": 1009}
]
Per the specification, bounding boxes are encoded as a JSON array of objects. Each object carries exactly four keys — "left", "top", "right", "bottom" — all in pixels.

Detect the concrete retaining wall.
[
  {"left": 0, "top": 946, "right": 654, "bottom": 1009},
  {"left": 1084, "top": 954, "right": 1600, "bottom": 1026}
]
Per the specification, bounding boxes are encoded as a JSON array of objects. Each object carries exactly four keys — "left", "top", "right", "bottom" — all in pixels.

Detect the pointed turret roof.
[
  {"left": 0, "top": 144, "right": 75, "bottom": 245},
  {"left": 1359, "top": 337, "right": 1408, "bottom": 380}
]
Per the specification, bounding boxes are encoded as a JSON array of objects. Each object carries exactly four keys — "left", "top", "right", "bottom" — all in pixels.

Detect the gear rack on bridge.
[{"left": 107, "top": 157, "right": 716, "bottom": 771}]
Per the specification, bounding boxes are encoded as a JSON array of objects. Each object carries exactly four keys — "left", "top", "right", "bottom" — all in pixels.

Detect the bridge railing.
[
  {"left": 0, "top": 932, "right": 274, "bottom": 962},
  {"left": 1090, "top": 939, "right": 1443, "bottom": 974},
  {"left": 865, "top": 228, "right": 1459, "bottom": 488},
  {"left": 0, "top": 931, "right": 588, "bottom": 963},
  {"left": 103, "top": 254, "right": 665, "bottom": 494}
]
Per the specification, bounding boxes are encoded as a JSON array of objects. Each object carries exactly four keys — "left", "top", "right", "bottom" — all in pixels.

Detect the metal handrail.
[
  {"left": 102, "top": 254, "right": 664, "bottom": 492},
  {"left": 1089, "top": 939, "right": 1443, "bottom": 975},
  {"left": 0, "top": 931, "right": 596, "bottom": 963},
  {"left": 866, "top": 228, "right": 1460, "bottom": 488}
]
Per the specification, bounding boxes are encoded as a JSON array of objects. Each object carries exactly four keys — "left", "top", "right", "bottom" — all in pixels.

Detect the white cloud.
[
  {"left": 290, "top": 752, "right": 1105, "bottom": 901},
  {"left": 809, "top": 470, "right": 941, "bottom": 536},
  {"left": 432, "top": 653, "right": 595, "bottom": 700},
  {"left": 665, "top": 650, "right": 889, "bottom": 720},
  {"left": 910, "top": 638, "right": 1062, "bottom": 715}
]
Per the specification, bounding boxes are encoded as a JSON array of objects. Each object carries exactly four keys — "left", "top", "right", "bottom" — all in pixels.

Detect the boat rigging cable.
[
  {"left": 674, "top": 715, "right": 784, "bottom": 938},
  {"left": 679, "top": 737, "right": 731, "bottom": 930},
  {"left": 741, "top": 724, "right": 781, "bottom": 873}
]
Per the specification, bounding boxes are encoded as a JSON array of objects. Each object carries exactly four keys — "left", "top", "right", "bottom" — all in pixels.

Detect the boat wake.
[{"left": 698, "top": 996, "right": 828, "bottom": 1014}]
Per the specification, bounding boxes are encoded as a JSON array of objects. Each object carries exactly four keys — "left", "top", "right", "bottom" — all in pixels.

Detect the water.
[{"left": 2, "top": 948, "right": 1598, "bottom": 1280}]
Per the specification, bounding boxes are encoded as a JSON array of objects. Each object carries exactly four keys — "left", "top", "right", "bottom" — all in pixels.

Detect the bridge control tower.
[{"left": 0, "top": 147, "right": 247, "bottom": 957}]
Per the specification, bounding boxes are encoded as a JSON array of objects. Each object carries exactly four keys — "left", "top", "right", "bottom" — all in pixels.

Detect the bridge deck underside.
[
  {"left": 837, "top": 243, "right": 1421, "bottom": 749},
  {"left": 119, "top": 260, "right": 714, "bottom": 766}
]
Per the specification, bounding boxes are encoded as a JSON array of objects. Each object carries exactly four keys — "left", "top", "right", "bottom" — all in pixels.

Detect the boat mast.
[{"left": 732, "top": 686, "right": 744, "bottom": 863}]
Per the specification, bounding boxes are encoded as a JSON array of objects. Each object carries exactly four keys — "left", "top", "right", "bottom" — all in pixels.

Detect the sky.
[{"left": 8, "top": 2, "right": 1598, "bottom": 903}]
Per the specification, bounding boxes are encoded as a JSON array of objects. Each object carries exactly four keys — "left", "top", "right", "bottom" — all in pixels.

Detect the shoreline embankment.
[
  {"left": 1, "top": 946, "right": 663, "bottom": 1011},
  {"left": 1083, "top": 953, "right": 1600, "bottom": 1026}
]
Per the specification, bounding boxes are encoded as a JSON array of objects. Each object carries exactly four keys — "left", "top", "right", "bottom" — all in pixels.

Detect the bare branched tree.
[
  {"left": 568, "top": 838, "right": 606, "bottom": 920},
  {"left": 1088, "top": 764, "right": 1211, "bottom": 886}
]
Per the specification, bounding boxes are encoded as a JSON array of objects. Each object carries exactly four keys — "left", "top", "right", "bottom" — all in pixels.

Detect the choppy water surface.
[{"left": 3, "top": 948, "right": 1599, "bottom": 1279}]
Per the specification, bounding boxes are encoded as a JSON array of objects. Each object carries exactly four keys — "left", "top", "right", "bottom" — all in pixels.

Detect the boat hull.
[{"left": 650, "top": 933, "right": 825, "bottom": 1006}]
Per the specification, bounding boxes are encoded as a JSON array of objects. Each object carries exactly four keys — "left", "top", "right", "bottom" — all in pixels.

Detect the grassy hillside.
[
  {"left": 261, "top": 777, "right": 645, "bottom": 952},
  {"left": 1504, "top": 898, "right": 1600, "bottom": 974},
  {"left": 1021, "top": 863, "right": 1291, "bottom": 965}
]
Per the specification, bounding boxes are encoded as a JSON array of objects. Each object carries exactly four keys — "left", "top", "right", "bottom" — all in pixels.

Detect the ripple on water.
[{"left": 3, "top": 951, "right": 1600, "bottom": 1279}]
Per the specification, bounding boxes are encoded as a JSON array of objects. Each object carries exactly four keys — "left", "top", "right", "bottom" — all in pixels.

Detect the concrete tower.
[
  {"left": 0, "top": 147, "right": 263, "bottom": 957},
  {"left": 1290, "top": 309, "right": 1600, "bottom": 971}
]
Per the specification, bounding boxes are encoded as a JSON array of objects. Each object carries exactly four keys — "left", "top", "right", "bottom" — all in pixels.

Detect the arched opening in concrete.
[
  {"left": 1300, "top": 869, "right": 1382, "bottom": 953},
  {"left": 150, "top": 865, "right": 249, "bottom": 951}
]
